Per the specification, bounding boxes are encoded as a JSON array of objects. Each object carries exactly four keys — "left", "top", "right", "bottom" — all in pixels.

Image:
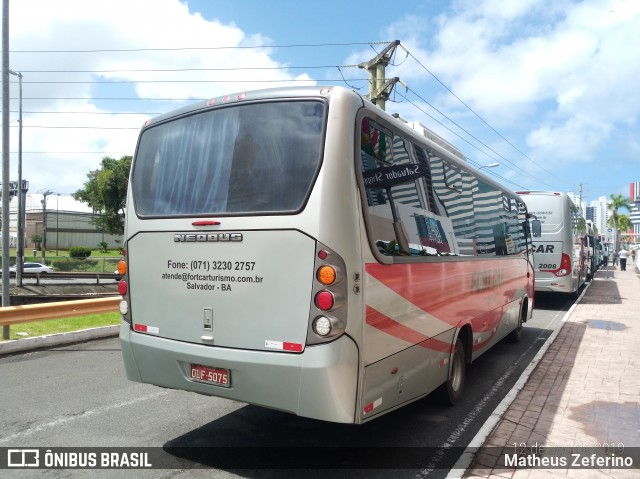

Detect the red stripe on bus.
[
  {"left": 365, "top": 261, "right": 530, "bottom": 327},
  {"left": 366, "top": 306, "right": 452, "bottom": 353}
]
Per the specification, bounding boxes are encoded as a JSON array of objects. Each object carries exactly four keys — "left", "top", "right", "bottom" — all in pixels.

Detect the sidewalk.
[{"left": 462, "top": 261, "right": 640, "bottom": 478}]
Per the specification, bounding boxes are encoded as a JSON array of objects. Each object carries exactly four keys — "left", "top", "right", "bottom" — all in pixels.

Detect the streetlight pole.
[
  {"left": 9, "top": 69, "right": 23, "bottom": 285},
  {"left": 2, "top": 0, "right": 11, "bottom": 339}
]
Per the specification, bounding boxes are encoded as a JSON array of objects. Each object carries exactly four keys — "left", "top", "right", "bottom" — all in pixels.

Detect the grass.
[{"left": 2, "top": 312, "right": 121, "bottom": 341}]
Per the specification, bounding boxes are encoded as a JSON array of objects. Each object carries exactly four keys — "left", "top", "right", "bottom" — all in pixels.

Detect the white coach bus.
[
  {"left": 118, "top": 86, "right": 536, "bottom": 424},
  {"left": 516, "top": 191, "right": 587, "bottom": 295}
]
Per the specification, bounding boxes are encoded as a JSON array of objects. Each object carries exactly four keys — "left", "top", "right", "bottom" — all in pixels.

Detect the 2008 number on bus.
[{"left": 538, "top": 264, "right": 557, "bottom": 269}]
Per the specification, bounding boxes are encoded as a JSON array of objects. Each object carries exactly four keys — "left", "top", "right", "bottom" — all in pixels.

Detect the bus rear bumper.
[
  {"left": 534, "top": 275, "right": 575, "bottom": 293},
  {"left": 120, "top": 320, "right": 359, "bottom": 424}
]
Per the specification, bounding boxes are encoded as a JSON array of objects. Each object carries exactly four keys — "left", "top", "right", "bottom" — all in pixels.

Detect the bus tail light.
[
  {"left": 313, "top": 316, "right": 332, "bottom": 336},
  {"left": 317, "top": 265, "right": 337, "bottom": 285},
  {"left": 306, "top": 242, "right": 348, "bottom": 345},
  {"left": 117, "top": 260, "right": 127, "bottom": 275},
  {"left": 118, "top": 246, "right": 132, "bottom": 325},
  {"left": 312, "top": 315, "right": 345, "bottom": 337},
  {"left": 552, "top": 253, "right": 572, "bottom": 277},
  {"left": 119, "top": 300, "right": 129, "bottom": 315},
  {"left": 315, "top": 291, "right": 335, "bottom": 310}
]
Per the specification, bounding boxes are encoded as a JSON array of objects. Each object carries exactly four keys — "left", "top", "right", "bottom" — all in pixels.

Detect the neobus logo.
[{"left": 174, "top": 233, "right": 243, "bottom": 243}]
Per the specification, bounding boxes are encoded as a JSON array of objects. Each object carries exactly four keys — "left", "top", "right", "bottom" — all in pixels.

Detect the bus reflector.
[
  {"left": 265, "top": 340, "right": 303, "bottom": 352},
  {"left": 134, "top": 323, "right": 159, "bottom": 335},
  {"left": 315, "top": 291, "right": 334, "bottom": 310},
  {"left": 317, "top": 265, "right": 336, "bottom": 285},
  {"left": 118, "top": 280, "right": 128, "bottom": 295}
]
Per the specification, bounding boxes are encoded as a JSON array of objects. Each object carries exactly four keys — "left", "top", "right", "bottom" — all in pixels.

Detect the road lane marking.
[{"left": 0, "top": 391, "right": 168, "bottom": 444}]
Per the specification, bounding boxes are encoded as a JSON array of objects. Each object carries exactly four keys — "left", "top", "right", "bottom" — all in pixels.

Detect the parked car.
[{"left": 9, "top": 262, "right": 54, "bottom": 274}]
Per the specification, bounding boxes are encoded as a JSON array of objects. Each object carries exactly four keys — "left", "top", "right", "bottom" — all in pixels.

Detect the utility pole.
[
  {"left": 358, "top": 40, "right": 406, "bottom": 111},
  {"left": 358, "top": 40, "right": 411, "bottom": 255},
  {"left": 41, "top": 190, "right": 53, "bottom": 263},
  {"left": 9, "top": 69, "right": 24, "bottom": 285},
  {"left": 2, "top": 0, "right": 11, "bottom": 340},
  {"left": 578, "top": 183, "right": 583, "bottom": 217}
]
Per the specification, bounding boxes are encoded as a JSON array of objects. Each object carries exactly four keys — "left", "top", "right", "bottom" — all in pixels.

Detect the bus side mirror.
[{"left": 531, "top": 219, "right": 541, "bottom": 238}]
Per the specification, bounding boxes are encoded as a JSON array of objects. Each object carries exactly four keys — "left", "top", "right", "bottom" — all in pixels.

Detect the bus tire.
[
  {"left": 507, "top": 299, "right": 528, "bottom": 343},
  {"left": 508, "top": 311, "right": 523, "bottom": 343},
  {"left": 440, "top": 338, "right": 465, "bottom": 405}
]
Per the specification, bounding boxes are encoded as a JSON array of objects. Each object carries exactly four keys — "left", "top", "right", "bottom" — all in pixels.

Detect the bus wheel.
[
  {"left": 508, "top": 309, "right": 524, "bottom": 343},
  {"left": 440, "top": 338, "right": 465, "bottom": 405}
]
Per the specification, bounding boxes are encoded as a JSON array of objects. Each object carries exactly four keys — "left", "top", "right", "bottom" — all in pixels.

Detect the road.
[{"left": 0, "top": 292, "right": 575, "bottom": 479}]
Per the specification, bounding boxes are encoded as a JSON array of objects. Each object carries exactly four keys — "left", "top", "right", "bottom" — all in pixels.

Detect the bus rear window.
[{"left": 132, "top": 100, "right": 325, "bottom": 216}]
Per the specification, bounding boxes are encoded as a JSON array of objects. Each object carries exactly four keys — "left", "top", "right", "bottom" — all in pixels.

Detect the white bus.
[
  {"left": 118, "top": 86, "right": 536, "bottom": 424},
  {"left": 516, "top": 191, "right": 587, "bottom": 295},
  {"left": 584, "top": 220, "right": 597, "bottom": 280}
]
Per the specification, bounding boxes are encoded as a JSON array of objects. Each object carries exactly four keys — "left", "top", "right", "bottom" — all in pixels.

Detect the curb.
[{"left": 0, "top": 325, "right": 119, "bottom": 356}]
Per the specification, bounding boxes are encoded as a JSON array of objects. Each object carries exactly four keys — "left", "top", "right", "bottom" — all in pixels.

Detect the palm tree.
[
  {"left": 608, "top": 194, "right": 632, "bottom": 252},
  {"left": 608, "top": 214, "right": 632, "bottom": 247}
]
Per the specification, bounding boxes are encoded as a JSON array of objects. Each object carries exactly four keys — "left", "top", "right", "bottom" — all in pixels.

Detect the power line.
[
  {"left": 17, "top": 78, "right": 368, "bottom": 84},
  {"left": 404, "top": 50, "right": 570, "bottom": 188},
  {"left": 15, "top": 66, "right": 342, "bottom": 73},
  {"left": 10, "top": 41, "right": 391, "bottom": 54},
  {"left": 7, "top": 41, "right": 575, "bottom": 193},
  {"left": 399, "top": 87, "right": 555, "bottom": 189},
  {"left": 10, "top": 111, "right": 159, "bottom": 115},
  {"left": 394, "top": 91, "right": 529, "bottom": 190}
]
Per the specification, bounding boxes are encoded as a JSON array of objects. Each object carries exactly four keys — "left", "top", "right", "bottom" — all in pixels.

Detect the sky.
[{"left": 3, "top": 0, "right": 640, "bottom": 208}]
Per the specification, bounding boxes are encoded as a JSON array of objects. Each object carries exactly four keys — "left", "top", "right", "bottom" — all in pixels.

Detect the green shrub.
[
  {"left": 53, "top": 258, "right": 98, "bottom": 271},
  {"left": 69, "top": 246, "right": 92, "bottom": 259}
]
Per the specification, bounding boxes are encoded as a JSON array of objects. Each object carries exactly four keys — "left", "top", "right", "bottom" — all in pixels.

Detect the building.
[
  {"left": 566, "top": 192, "right": 586, "bottom": 218},
  {"left": 589, "top": 196, "right": 612, "bottom": 239},
  {"left": 5, "top": 193, "right": 123, "bottom": 252},
  {"left": 630, "top": 183, "right": 640, "bottom": 244},
  {"left": 564, "top": 192, "right": 612, "bottom": 245}
]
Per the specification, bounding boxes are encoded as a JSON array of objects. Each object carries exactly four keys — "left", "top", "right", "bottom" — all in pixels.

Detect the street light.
[
  {"left": 8, "top": 69, "right": 24, "bottom": 285},
  {"left": 478, "top": 162, "right": 500, "bottom": 170}
]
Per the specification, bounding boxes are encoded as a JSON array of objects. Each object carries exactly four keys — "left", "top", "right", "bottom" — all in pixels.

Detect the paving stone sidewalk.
[{"left": 464, "top": 261, "right": 640, "bottom": 478}]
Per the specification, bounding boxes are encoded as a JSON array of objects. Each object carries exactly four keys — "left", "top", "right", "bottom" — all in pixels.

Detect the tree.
[
  {"left": 608, "top": 214, "right": 631, "bottom": 247},
  {"left": 73, "top": 155, "right": 132, "bottom": 235},
  {"left": 607, "top": 194, "right": 632, "bottom": 252}
]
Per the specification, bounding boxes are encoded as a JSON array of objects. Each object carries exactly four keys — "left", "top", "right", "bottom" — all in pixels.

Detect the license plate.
[{"left": 190, "top": 364, "right": 230, "bottom": 387}]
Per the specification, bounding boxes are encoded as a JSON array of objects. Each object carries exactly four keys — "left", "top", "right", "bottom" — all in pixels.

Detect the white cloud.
[
  {"left": 7, "top": 0, "right": 312, "bottom": 193},
  {"left": 382, "top": 0, "right": 640, "bottom": 175}
]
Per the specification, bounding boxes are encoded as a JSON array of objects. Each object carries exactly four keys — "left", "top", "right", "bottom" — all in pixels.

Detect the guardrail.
[
  {"left": 2, "top": 271, "right": 121, "bottom": 285},
  {"left": 0, "top": 296, "right": 120, "bottom": 326}
]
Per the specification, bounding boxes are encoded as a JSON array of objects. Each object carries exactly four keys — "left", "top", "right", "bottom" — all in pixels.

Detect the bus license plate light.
[{"left": 190, "top": 364, "right": 230, "bottom": 387}]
